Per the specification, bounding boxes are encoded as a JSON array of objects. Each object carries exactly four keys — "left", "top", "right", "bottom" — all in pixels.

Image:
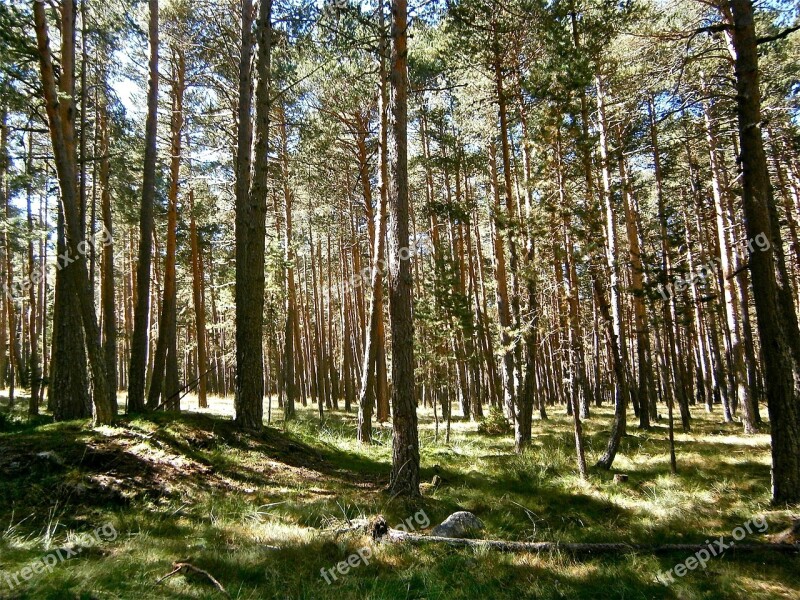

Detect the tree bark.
[
  {"left": 0, "top": 106, "right": 9, "bottom": 397},
  {"left": 25, "top": 130, "right": 41, "bottom": 414},
  {"left": 189, "top": 189, "right": 208, "bottom": 408},
  {"left": 235, "top": 0, "right": 272, "bottom": 429},
  {"left": 33, "top": 0, "right": 113, "bottom": 423},
  {"left": 387, "top": 0, "right": 420, "bottom": 497},
  {"left": 280, "top": 104, "right": 298, "bottom": 421},
  {"left": 99, "top": 80, "right": 117, "bottom": 411},
  {"left": 128, "top": 0, "right": 159, "bottom": 413},
  {"left": 148, "top": 46, "right": 184, "bottom": 411},
  {"left": 618, "top": 133, "right": 654, "bottom": 429},
  {"left": 702, "top": 86, "right": 755, "bottom": 433},
  {"left": 726, "top": 0, "right": 800, "bottom": 503}
]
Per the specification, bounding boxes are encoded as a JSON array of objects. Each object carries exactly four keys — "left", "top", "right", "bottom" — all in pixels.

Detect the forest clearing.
[{"left": 1, "top": 0, "right": 800, "bottom": 597}]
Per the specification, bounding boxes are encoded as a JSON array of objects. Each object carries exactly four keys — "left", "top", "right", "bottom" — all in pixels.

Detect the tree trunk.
[
  {"left": 0, "top": 108, "right": 6, "bottom": 393},
  {"left": 25, "top": 130, "right": 41, "bottom": 414},
  {"left": 235, "top": 0, "right": 272, "bottom": 429},
  {"left": 702, "top": 87, "right": 755, "bottom": 433},
  {"left": 618, "top": 134, "right": 654, "bottom": 429},
  {"left": 0, "top": 106, "right": 9, "bottom": 398},
  {"left": 98, "top": 83, "right": 117, "bottom": 411},
  {"left": 148, "top": 46, "right": 184, "bottom": 411},
  {"left": 128, "top": 0, "right": 159, "bottom": 413},
  {"left": 34, "top": 0, "right": 113, "bottom": 424},
  {"left": 280, "top": 104, "right": 298, "bottom": 421},
  {"left": 387, "top": 0, "right": 420, "bottom": 497},
  {"left": 189, "top": 189, "right": 208, "bottom": 408},
  {"left": 49, "top": 205, "right": 90, "bottom": 420},
  {"left": 596, "top": 75, "right": 631, "bottom": 446},
  {"left": 726, "top": 0, "right": 800, "bottom": 503}
]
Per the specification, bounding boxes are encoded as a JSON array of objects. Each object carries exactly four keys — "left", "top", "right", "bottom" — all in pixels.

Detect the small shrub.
[{"left": 478, "top": 406, "right": 512, "bottom": 436}]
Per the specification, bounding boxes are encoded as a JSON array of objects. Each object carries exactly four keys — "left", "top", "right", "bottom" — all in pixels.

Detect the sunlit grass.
[{"left": 0, "top": 390, "right": 798, "bottom": 598}]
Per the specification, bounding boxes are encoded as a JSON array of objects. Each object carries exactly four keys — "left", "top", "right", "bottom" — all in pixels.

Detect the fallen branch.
[
  {"left": 377, "top": 527, "right": 800, "bottom": 555},
  {"left": 156, "top": 562, "right": 230, "bottom": 597}
]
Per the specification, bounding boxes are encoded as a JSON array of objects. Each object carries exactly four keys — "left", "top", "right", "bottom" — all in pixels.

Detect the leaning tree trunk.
[{"left": 33, "top": 0, "right": 113, "bottom": 424}]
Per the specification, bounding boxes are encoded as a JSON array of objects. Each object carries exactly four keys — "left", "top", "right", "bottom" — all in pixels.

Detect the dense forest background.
[
  {"left": 0, "top": 0, "right": 800, "bottom": 598},
  {"left": 0, "top": 0, "right": 799, "bottom": 596}
]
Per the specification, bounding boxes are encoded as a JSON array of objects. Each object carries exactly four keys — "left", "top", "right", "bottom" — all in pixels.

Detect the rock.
[
  {"left": 431, "top": 511, "right": 484, "bottom": 539},
  {"left": 613, "top": 474, "right": 628, "bottom": 483},
  {"left": 36, "top": 451, "right": 64, "bottom": 465}
]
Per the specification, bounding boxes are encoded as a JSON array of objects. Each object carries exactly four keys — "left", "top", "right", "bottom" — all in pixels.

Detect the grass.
[{"left": 0, "top": 391, "right": 798, "bottom": 599}]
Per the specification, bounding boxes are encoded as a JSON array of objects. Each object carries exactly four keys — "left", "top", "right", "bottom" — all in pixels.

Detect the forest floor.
[{"left": 0, "top": 392, "right": 798, "bottom": 599}]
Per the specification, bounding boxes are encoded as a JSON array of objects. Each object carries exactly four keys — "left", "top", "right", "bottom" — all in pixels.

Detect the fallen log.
[
  {"left": 331, "top": 518, "right": 371, "bottom": 538},
  {"left": 375, "top": 525, "right": 799, "bottom": 555}
]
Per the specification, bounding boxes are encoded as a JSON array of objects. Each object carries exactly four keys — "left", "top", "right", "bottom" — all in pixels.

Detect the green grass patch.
[{"left": 0, "top": 392, "right": 798, "bottom": 598}]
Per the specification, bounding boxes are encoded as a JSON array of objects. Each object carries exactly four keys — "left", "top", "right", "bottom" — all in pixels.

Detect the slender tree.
[
  {"left": 128, "top": 0, "right": 159, "bottom": 413},
  {"left": 387, "top": 0, "right": 420, "bottom": 497}
]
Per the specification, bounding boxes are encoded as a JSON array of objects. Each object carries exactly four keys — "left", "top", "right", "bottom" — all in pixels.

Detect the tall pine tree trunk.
[
  {"left": 99, "top": 87, "right": 117, "bottom": 411},
  {"left": 128, "top": 0, "right": 159, "bottom": 413},
  {"left": 387, "top": 0, "right": 420, "bottom": 497},
  {"left": 702, "top": 88, "right": 755, "bottom": 433},
  {"left": 280, "top": 104, "right": 298, "bottom": 421},
  {"left": 24, "top": 130, "right": 41, "bottom": 414},
  {"left": 189, "top": 189, "right": 208, "bottom": 408},
  {"left": 726, "top": 0, "right": 800, "bottom": 503},
  {"left": 148, "top": 47, "right": 184, "bottom": 411},
  {"left": 235, "top": 0, "right": 272, "bottom": 429}
]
